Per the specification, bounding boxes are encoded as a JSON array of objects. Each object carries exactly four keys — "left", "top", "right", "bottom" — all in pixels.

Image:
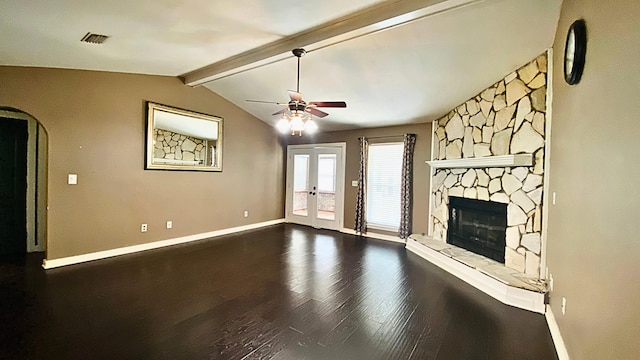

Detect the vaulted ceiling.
[{"left": 0, "top": 0, "right": 562, "bottom": 131}]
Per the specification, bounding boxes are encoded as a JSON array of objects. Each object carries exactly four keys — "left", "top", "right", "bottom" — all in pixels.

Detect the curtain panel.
[
  {"left": 398, "top": 134, "right": 416, "bottom": 239},
  {"left": 354, "top": 137, "right": 368, "bottom": 234}
]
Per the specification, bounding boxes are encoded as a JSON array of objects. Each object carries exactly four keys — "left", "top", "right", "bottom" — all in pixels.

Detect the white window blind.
[{"left": 366, "top": 142, "right": 403, "bottom": 230}]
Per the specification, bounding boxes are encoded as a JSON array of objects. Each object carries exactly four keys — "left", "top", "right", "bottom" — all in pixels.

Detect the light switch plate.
[
  {"left": 68, "top": 174, "right": 77, "bottom": 185},
  {"left": 351, "top": 180, "right": 358, "bottom": 187}
]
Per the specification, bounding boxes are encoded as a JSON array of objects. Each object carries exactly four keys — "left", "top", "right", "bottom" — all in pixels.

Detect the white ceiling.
[{"left": 0, "top": 0, "right": 562, "bottom": 132}]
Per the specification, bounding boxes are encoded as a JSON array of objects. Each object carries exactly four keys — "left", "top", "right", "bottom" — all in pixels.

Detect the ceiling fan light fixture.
[
  {"left": 290, "top": 116, "right": 305, "bottom": 132},
  {"left": 249, "top": 48, "right": 346, "bottom": 136},
  {"left": 276, "top": 111, "right": 318, "bottom": 136},
  {"left": 304, "top": 119, "right": 318, "bottom": 133},
  {"left": 276, "top": 118, "right": 290, "bottom": 133}
]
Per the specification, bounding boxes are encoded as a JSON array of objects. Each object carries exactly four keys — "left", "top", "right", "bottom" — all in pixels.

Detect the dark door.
[{"left": 0, "top": 118, "right": 27, "bottom": 256}]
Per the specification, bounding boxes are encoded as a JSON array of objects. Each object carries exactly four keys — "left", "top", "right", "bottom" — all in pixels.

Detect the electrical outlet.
[
  {"left": 243, "top": 210, "right": 249, "bottom": 218},
  {"left": 141, "top": 224, "right": 148, "bottom": 232},
  {"left": 166, "top": 221, "right": 172, "bottom": 229},
  {"left": 552, "top": 192, "right": 557, "bottom": 205},
  {"left": 561, "top": 297, "right": 567, "bottom": 315},
  {"left": 549, "top": 274, "right": 554, "bottom": 291}
]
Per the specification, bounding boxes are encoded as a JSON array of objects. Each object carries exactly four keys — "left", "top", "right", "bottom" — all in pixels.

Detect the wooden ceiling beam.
[{"left": 180, "top": 0, "right": 482, "bottom": 86}]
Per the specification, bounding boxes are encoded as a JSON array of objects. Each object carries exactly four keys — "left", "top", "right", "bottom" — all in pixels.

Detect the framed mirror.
[{"left": 145, "top": 102, "right": 223, "bottom": 171}]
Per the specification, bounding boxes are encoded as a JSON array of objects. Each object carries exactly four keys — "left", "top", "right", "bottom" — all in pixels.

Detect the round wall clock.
[{"left": 564, "top": 19, "right": 587, "bottom": 85}]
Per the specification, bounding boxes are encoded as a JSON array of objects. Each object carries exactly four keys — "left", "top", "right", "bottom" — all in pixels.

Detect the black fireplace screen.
[{"left": 447, "top": 196, "right": 507, "bottom": 263}]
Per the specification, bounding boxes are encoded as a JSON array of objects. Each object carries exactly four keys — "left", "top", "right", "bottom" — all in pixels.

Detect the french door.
[{"left": 285, "top": 143, "right": 345, "bottom": 230}]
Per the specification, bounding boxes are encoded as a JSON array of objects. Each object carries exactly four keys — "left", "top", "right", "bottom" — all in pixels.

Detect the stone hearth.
[
  {"left": 410, "top": 234, "right": 546, "bottom": 293},
  {"left": 407, "top": 234, "right": 547, "bottom": 313}
]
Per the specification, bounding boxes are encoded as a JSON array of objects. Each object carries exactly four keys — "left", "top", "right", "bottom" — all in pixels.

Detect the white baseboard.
[
  {"left": 406, "top": 238, "right": 545, "bottom": 314},
  {"left": 340, "top": 228, "right": 406, "bottom": 244},
  {"left": 42, "top": 219, "right": 285, "bottom": 269},
  {"left": 545, "top": 305, "right": 570, "bottom": 360}
]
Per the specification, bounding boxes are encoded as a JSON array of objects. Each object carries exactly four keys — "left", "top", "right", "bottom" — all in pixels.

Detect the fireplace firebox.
[{"left": 447, "top": 196, "right": 507, "bottom": 263}]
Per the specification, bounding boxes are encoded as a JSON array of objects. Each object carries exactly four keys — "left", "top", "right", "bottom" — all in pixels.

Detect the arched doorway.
[{"left": 0, "top": 108, "right": 48, "bottom": 256}]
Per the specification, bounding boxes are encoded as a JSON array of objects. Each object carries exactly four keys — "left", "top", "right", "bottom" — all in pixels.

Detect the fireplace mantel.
[{"left": 426, "top": 154, "right": 533, "bottom": 169}]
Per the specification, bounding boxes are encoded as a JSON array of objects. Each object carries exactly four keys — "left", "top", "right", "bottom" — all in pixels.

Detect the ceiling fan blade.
[
  {"left": 246, "top": 99, "right": 287, "bottom": 105},
  {"left": 308, "top": 101, "right": 347, "bottom": 108},
  {"left": 305, "top": 107, "right": 329, "bottom": 118},
  {"left": 288, "top": 90, "right": 303, "bottom": 102},
  {"left": 272, "top": 108, "right": 288, "bottom": 116}
]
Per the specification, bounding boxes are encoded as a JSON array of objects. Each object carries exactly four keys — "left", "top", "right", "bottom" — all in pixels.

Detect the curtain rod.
[{"left": 358, "top": 134, "right": 414, "bottom": 140}]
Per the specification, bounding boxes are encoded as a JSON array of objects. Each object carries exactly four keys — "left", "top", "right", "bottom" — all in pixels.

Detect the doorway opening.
[{"left": 0, "top": 108, "right": 48, "bottom": 257}]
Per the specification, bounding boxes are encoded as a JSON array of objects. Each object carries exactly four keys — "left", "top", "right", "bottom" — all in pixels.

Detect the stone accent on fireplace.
[{"left": 429, "top": 52, "right": 548, "bottom": 278}]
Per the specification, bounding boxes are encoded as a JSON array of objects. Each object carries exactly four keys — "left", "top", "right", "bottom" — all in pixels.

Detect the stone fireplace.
[
  {"left": 447, "top": 196, "right": 507, "bottom": 263},
  {"left": 428, "top": 52, "right": 548, "bottom": 278}
]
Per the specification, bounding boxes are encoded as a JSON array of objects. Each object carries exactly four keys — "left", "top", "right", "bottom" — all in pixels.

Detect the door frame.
[{"left": 285, "top": 142, "right": 346, "bottom": 230}]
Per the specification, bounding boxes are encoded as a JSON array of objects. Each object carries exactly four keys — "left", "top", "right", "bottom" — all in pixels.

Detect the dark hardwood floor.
[{"left": 0, "top": 224, "right": 557, "bottom": 359}]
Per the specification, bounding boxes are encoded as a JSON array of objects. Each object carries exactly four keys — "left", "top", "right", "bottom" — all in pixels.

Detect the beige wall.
[
  {"left": 288, "top": 123, "right": 432, "bottom": 235},
  {"left": 547, "top": 1, "right": 640, "bottom": 358},
  {"left": 0, "top": 66, "right": 284, "bottom": 260}
]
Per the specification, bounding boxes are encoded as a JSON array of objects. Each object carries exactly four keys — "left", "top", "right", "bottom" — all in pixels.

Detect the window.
[{"left": 366, "top": 142, "right": 403, "bottom": 230}]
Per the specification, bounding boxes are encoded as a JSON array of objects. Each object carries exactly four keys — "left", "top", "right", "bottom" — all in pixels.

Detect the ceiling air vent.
[{"left": 80, "top": 32, "right": 109, "bottom": 44}]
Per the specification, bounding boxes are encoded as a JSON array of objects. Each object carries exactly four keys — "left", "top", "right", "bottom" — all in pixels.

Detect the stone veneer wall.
[
  {"left": 153, "top": 128, "right": 208, "bottom": 164},
  {"left": 431, "top": 53, "right": 548, "bottom": 277}
]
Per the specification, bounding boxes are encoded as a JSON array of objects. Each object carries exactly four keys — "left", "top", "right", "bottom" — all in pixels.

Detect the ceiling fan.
[{"left": 246, "top": 48, "right": 347, "bottom": 134}]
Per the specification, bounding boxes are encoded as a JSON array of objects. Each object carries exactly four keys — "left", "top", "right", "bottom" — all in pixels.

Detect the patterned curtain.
[
  {"left": 354, "top": 137, "right": 368, "bottom": 234},
  {"left": 398, "top": 134, "right": 417, "bottom": 239}
]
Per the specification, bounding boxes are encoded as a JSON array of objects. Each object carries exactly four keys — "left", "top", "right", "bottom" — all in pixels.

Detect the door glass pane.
[
  {"left": 317, "top": 154, "right": 336, "bottom": 220},
  {"left": 293, "top": 154, "right": 309, "bottom": 216}
]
